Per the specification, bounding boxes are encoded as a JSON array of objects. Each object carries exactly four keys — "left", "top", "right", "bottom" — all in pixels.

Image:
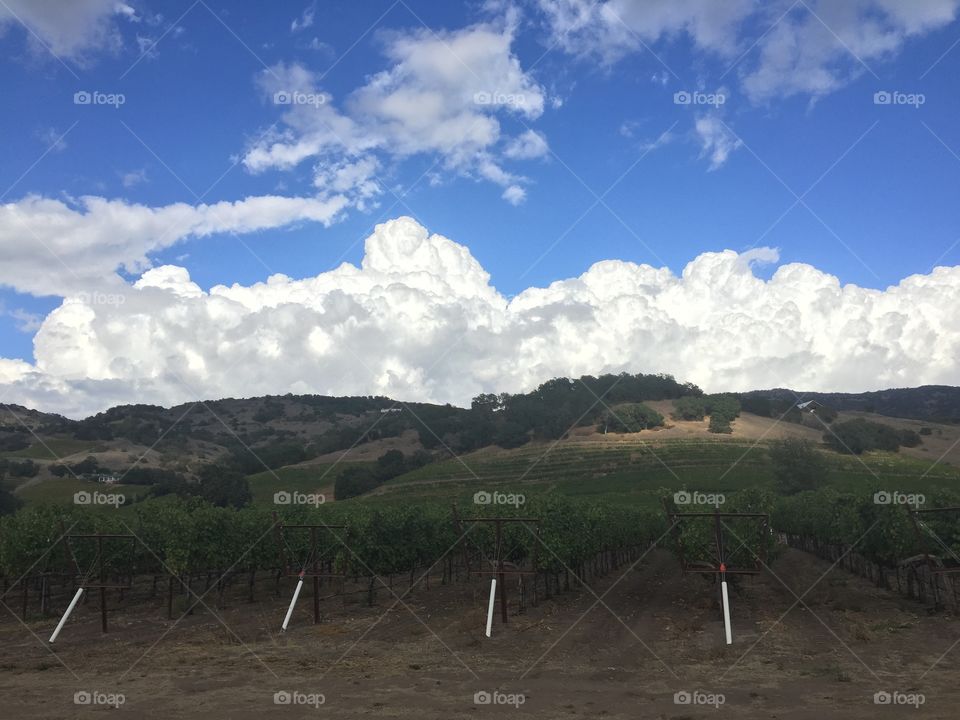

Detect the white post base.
[
  {"left": 281, "top": 578, "right": 304, "bottom": 632},
  {"left": 50, "top": 587, "right": 84, "bottom": 643},
  {"left": 721, "top": 580, "right": 732, "bottom": 645},
  {"left": 485, "top": 579, "right": 497, "bottom": 638}
]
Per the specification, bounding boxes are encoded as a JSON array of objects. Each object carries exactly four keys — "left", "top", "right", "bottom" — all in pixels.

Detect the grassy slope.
[
  {"left": 244, "top": 462, "right": 365, "bottom": 504},
  {"left": 12, "top": 409, "right": 958, "bottom": 509},
  {"left": 369, "top": 429, "right": 959, "bottom": 508},
  {"left": 15, "top": 478, "right": 148, "bottom": 505},
  {"left": 13, "top": 463, "right": 363, "bottom": 506},
  {"left": 1, "top": 437, "right": 102, "bottom": 460}
]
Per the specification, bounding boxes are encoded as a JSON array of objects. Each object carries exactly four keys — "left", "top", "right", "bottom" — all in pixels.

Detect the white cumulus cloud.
[
  {"left": 503, "top": 129, "right": 549, "bottom": 160},
  {"left": 0, "top": 0, "right": 134, "bottom": 60},
  {"left": 291, "top": 3, "right": 315, "bottom": 33},
  {"left": 2, "top": 216, "right": 959, "bottom": 418},
  {"left": 501, "top": 185, "right": 526, "bottom": 205},
  {"left": 537, "top": 0, "right": 754, "bottom": 63},
  {"left": 741, "top": 0, "right": 960, "bottom": 102},
  {"left": 694, "top": 115, "right": 742, "bottom": 170},
  {"left": 537, "top": 0, "right": 960, "bottom": 102},
  {"left": 0, "top": 193, "right": 350, "bottom": 297},
  {"left": 243, "top": 17, "right": 547, "bottom": 203}
]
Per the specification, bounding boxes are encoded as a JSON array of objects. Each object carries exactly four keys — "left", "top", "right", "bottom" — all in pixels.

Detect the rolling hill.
[{"left": 2, "top": 376, "right": 959, "bottom": 507}]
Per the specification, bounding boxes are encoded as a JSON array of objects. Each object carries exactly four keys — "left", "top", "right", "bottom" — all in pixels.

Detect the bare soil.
[{"left": 3, "top": 548, "right": 960, "bottom": 718}]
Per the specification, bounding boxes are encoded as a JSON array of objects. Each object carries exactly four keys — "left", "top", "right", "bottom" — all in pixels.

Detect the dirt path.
[{"left": 2, "top": 548, "right": 959, "bottom": 718}]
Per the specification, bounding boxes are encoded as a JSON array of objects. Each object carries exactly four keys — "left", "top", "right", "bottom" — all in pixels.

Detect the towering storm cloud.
[{"left": 1, "top": 217, "right": 957, "bottom": 418}]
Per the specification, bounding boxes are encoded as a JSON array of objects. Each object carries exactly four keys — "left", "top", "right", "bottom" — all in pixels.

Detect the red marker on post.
[{"left": 719, "top": 563, "right": 732, "bottom": 644}]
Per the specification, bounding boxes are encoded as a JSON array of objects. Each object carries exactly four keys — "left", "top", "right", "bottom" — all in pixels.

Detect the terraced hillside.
[
  {"left": 372, "top": 429, "right": 960, "bottom": 506},
  {"left": 5, "top": 380, "right": 960, "bottom": 509}
]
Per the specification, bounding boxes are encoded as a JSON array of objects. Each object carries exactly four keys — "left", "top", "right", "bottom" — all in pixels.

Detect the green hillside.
[{"left": 372, "top": 436, "right": 960, "bottom": 505}]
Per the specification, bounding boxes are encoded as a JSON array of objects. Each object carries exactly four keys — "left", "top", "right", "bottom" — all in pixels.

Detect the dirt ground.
[{"left": 2, "top": 547, "right": 959, "bottom": 719}]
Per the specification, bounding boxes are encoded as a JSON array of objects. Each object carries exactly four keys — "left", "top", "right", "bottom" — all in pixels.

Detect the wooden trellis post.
[
  {"left": 273, "top": 512, "right": 348, "bottom": 627},
  {"left": 459, "top": 517, "right": 540, "bottom": 635},
  {"left": 50, "top": 527, "right": 134, "bottom": 639}
]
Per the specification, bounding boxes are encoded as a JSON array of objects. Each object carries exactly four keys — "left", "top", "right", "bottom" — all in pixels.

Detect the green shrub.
[
  {"left": 707, "top": 394, "right": 741, "bottom": 421},
  {"left": 198, "top": 465, "right": 252, "bottom": 508},
  {"left": 605, "top": 403, "right": 664, "bottom": 433},
  {"left": 674, "top": 394, "right": 741, "bottom": 424},
  {"left": 0, "top": 433, "right": 29, "bottom": 452},
  {"left": 708, "top": 414, "right": 732, "bottom": 434},
  {"left": 769, "top": 438, "right": 826, "bottom": 494},
  {"left": 899, "top": 429, "right": 922, "bottom": 448},
  {"left": 0, "top": 459, "right": 39, "bottom": 478},
  {"left": 673, "top": 396, "right": 707, "bottom": 420},
  {"left": 334, "top": 466, "right": 381, "bottom": 500},
  {"left": 824, "top": 418, "right": 903, "bottom": 454}
]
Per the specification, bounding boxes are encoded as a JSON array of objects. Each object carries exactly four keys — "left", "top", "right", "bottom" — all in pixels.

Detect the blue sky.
[{"left": 2, "top": 0, "right": 960, "bottom": 416}]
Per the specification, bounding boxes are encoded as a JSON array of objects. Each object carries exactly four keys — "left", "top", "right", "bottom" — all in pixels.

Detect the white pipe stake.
[
  {"left": 49, "top": 587, "right": 84, "bottom": 643},
  {"left": 485, "top": 579, "right": 497, "bottom": 638},
  {"left": 281, "top": 578, "right": 304, "bottom": 632},
  {"left": 721, "top": 580, "right": 732, "bottom": 645}
]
